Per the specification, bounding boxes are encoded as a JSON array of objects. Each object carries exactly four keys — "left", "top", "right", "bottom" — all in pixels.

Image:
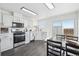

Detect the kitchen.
[
  {"left": 0, "top": 5, "right": 47, "bottom": 55},
  {"left": 0, "top": 8, "right": 36, "bottom": 54}
]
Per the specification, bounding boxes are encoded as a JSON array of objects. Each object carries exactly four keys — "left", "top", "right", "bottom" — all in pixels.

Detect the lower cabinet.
[
  {"left": 1, "top": 34, "right": 13, "bottom": 52},
  {"left": 25, "top": 32, "right": 30, "bottom": 44},
  {"left": 1, "top": 38, "right": 6, "bottom": 52}
]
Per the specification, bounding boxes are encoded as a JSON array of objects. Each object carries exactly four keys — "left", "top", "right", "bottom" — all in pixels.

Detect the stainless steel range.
[{"left": 13, "top": 31, "right": 25, "bottom": 47}]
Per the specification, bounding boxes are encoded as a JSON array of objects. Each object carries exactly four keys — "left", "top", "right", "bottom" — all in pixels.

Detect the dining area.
[{"left": 47, "top": 34, "right": 79, "bottom": 56}]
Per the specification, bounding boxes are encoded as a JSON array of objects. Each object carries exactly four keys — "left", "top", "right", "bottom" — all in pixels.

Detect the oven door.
[{"left": 14, "top": 35, "right": 25, "bottom": 43}]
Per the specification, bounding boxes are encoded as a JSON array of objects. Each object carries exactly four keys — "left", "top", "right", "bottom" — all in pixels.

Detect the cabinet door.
[
  {"left": 3, "top": 14, "right": 13, "bottom": 27},
  {"left": 1, "top": 36, "right": 7, "bottom": 52},
  {"left": 1, "top": 35, "right": 13, "bottom": 52},
  {"left": 14, "top": 16, "right": 20, "bottom": 22},
  {"left": 14, "top": 12, "right": 23, "bottom": 23},
  {"left": 14, "top": 17, "right": 24, "bottom": 23},
  {"left": 6, "top": 37, "right": 13, "bottom": 50},
  {"left": 25, "top": 32, "right": 30, "bottom": 44},
  {"left": 19, "top": 18, "right": 24, "bottom": 23}
]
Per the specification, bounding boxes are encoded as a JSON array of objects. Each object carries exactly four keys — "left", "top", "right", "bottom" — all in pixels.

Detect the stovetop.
[{"left": 13, "top": 31, "right": 25, "bottom": 35}]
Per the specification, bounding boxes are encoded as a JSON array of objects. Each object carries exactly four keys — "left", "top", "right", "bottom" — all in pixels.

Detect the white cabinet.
[
  {"left": 25, "top": 32, "right": 30, "bottom": 44},
  {"left": 24, "top": 19, "right": 28, "bottom": 27},
  {"left": 30, "top": 31, "right": 34, "bottom": 41},
  {"left": 1, "top": 37, "right": 6, "bottom": 52},
  {"left": 19, "top": 18, "right": 23, "bottom": 23},
  {"left": 13, "top": 12, "right": 24, "bottom": 23},
  {"left": 6, "top": 37, "right": 13, "bottom": 50},
  {"left": 13, "top": 17, "right": 24, "bottom": 23},
  {"left": 0, "top": 9, "right": 13, "bottom": 27},
  {"left": 1, "top": 33, "right": 13, "bottom": 52},
  {"left": 14, "top": 16, "right": 19, "bottom": 22},
  {"left": 3, "top": 14, "right": 13, "bottom": 27},
  {"left": 25, "top": 31, "right": 34, "bottom": 44}
]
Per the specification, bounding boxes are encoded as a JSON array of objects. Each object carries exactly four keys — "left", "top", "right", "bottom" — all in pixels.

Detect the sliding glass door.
[
  {"left": 62, "top": 19, "right": 74, "bottom": 36},
  {"left": 52, "top": 19, "right": 75, "bottom": 40},
  {"left": 52, "top": 21, "right": 62, "bottom": 39}
]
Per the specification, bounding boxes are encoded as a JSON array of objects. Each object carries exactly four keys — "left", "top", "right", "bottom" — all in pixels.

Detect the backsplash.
[{"left": 0, "top": 27, "right": 8, "bottom": 33}]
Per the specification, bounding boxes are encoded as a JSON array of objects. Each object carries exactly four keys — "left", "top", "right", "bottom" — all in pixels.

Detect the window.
[{"left": 62, "top": 19, "right": 74, "bottom": 35}]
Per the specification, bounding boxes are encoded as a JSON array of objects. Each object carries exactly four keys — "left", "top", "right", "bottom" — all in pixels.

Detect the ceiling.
[{"left": 0, "top": 3, "right": 79, "bottom": 20}]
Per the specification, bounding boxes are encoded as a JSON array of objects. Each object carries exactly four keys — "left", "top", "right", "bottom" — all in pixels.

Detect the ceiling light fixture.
[
  {"left": 21, "top": 7, "right": 37, "bottom": 15},
  {"left": 45, "top": 3, "right": 54, "bottom": 9}
]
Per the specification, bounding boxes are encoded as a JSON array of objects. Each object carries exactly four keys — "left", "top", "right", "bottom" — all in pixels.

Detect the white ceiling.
[{"left": 0, "top": 3, "right": 79, "bottom": 20}]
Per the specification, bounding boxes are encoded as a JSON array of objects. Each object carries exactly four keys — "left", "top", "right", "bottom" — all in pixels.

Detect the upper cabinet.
[
  {"left": 0, "top": 9, "right": 13, "bottom": 27},
  {"left": 0, "top": 10, "right": 25, "bottom": 27},
  {"left": 3, "top": 14, "right": 13, "bottom": 27},
  {"left": 13, "top": 12, "right": 24, "bottom": 23}
]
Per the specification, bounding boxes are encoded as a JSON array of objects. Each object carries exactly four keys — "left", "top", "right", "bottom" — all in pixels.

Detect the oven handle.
[{"left": 14, "top": 35, "right": 25, "bottom": 37}]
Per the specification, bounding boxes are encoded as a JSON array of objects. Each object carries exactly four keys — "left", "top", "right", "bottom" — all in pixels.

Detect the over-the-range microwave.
[{"left": 12, "top": 22, "right": 24, "bottom": 28}]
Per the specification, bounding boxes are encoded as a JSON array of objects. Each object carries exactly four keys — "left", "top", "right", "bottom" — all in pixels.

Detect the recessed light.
[
  {"left": 45, "top": 3, "right": 54, "bottom": 9},
  {"left": 21, "top": 7, "right": 37, "bottom": 15}
]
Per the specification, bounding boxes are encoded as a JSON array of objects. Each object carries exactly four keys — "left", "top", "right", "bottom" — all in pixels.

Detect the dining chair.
[
  {"left": 47, "top": 40, "right": 62, "bottom": 56},
  {"left": 66, "top": 35, "right": 78, "bottom": 41},
  {"left": 66, "top": 42, "right": 79, "bottom": 56},
  {"left": 56, "top": 34, "right": 65, "bottom": 42}
]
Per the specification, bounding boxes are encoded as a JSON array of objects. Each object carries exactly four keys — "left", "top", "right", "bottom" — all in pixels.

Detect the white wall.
[{"left": 38, "top": 18, "right": 53, "bottom": 40}]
